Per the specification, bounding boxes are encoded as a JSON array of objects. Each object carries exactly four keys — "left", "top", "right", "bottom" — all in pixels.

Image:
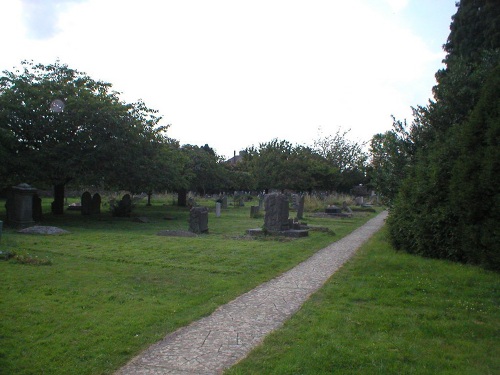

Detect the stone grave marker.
[
  {"left": 189, "top": 206, "right": 209, "bottom": 234},
  {"left": 264, "top": 193, "right": 289, "bottom": 232},
  {"left": 81, "top": 191, "right": 92, "bottom": 215},
  {"left": 6, "top": 183, "right": 37, "bottom": 228},
  {"left": 91, "top": 193, "right": 101, "bottom": 214}
]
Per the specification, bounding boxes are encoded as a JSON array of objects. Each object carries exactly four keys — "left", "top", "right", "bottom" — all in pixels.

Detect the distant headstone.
[
  {"left": 215, "top": 202, "right": 221, "bottom": 217},
  {"left": 81, "top": 191, "right": 92, "bottom": 215},
  {"left": 250, "top": 205, "right": 260, "bottom": 218},
  {"left": 91, "top": 193, "right": 101, "bottom": 214},
  {"left": 112, "top": 194, "right": 132, "bottom": 217},
  {"left": 296, "top": 194, "right": 305, "bottom": 220},
  {"left": 264, "top": 193, "right": 289, "bottom": 232},
  {"left": 355, "top": 196, "right": 364, "bottom": 206},
  {"left": 221, "top": 196, "right": 228, "bottom": 209},
  {"left": 258, "top": 194, "right": 265, "bottom": 209},
  {"left": 189, "top": 206, "right": 209, "bottom": 234}
]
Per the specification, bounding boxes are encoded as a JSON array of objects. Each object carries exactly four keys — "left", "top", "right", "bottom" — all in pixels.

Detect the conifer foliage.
[{"left": 387, "top": 0, "right": 500, "bottom": 270}]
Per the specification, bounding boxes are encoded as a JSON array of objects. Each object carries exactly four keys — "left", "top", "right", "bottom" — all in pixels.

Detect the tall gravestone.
[
  {"left": 81, "top": 191, "right": 92, "bottom": 215},
  {"left": 188, "top": 207, "right": 209, "bottom": 234},
  {"left": 221, "top": 196, "right": 228, "bottom": 209},
  {"left": 264, "top": 193, "right": 289, "bottom": 232},
  {"left": 7, "top": 183, "right": 37, "bottom": 228},
  {"left": 296, "top": 194, "right": 305, "bottom": 220},
  {"left": 91, "top": 193, "right": 101, "bottom": 214}
]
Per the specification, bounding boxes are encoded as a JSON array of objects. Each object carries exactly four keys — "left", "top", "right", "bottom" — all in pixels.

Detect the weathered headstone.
[
  {"left": 188, "top": 206, "right": 209, "bottom": 234},
  {"left": 296, "top": 194, "right": 305, "bottom": 220},
  {"left": 264, "top": 193, "right": 289, "bottom": 232},
  {"left": 250, "top": 205, "right": 260, "bottom": 218},
  {"left": 215, "top": 202, "right": 221, "bottom": 217},
  {"left": 81, "top": 191, "right": 92, "bottom": 215},
  {"left": 112, "top": 194, "right": 132, "bottom": 217},
  {"left": 355, "top": 196, "right": 364, "bottom": 206},
  {"left": 258, "top": 194, "right": 265, "bottom": 209},
  {"left": 221, "top": 196, "right": 228, "bottom": 209},
  {"left": 7, "top": 183, "right": 37, "bottom": 228},
  {"left": 91, "top": 193, "right": 101, "bottom": 214}
]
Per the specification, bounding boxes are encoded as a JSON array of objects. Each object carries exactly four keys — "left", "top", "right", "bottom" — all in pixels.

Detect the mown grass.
[
  {"left": 225, "top": 227, "right": 500, "bottom": 375},
  {"left": 0, "top": 195, "right": 378, "bottom": 375}
]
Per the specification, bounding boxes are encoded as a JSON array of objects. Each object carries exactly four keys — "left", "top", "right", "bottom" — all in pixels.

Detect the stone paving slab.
[{"left": 116, "top": 211, "right": 388, "bottom": 375}]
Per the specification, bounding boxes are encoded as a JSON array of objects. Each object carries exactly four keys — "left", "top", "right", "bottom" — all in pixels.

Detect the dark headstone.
[
  {"left": 189, "top": 206, "right": 209, "bottom": 234},
  {"left": 91, "top": 193, "right": 101, "bottom": 214},
  {"left": 8, "top": 183, "right": 37, "bottom": 228},
  {"left": 81, "top": 191, "right": 92, "bottom": 215},
  {"left": 112, "top": 194, "right": 132, "bottom": 217},
  {"left": 250, "top": 206, "right": 260, "bottom": 218},
  {"left": 221, "top": 196, "right": 228, "bottom": 209},
  {"left": 296, "top": 194, "right": 305, "bottom": 220},
  {"left": 264, "top": 193, "right": 289, "bottom": 232}
]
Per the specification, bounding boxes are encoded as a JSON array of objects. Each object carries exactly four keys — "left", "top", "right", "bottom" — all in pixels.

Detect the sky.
[{"left": 1, "top": 0, "right": 458, "bottom": 160}]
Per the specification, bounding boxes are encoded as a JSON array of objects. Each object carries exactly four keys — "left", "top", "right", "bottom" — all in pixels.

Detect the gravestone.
[
  {"left": 291, "top": 194, "right": 300, "bottom": 210},
  {"left": 91, "top": 193, "right": 101, "bottom": 214},
  {"left": 355, "top": 196, "right": 364, "bottom": 206},
  {"left": 112, "top": 194, "right": 132, "bottom": 217},
  {"left": 188, "top": 206, "right": 209, "bottom": 234},
  {"left": 296, "top": 194, "right": 305, "bottom": 220},
  {"left": 264, "top": 193, "right": 289, "bottom": 232},
  {"left": 221, "top": 195, "right": 228, "bottom": 209},
  {"left": 32, "top": 193, "right": 43, "bottom": 221},
  {"left": 250, "top": 205, "right": 260, "bottom": 218},
  {"left": 258, "top": 194, "right": 265, "bottom": 209},
  {"left": 215, "top": 202, "right": 221, "bottom": 217},
  {"left": 81, "top": 191, "right": 92, "bottom": 215},
  {"left": 7, "top": 183, "right": 37, "bottom": 228}
]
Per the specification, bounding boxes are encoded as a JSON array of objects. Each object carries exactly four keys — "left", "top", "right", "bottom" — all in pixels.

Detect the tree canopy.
[{"left": 0, "top": 60, "right": 177, "bottom": 212}]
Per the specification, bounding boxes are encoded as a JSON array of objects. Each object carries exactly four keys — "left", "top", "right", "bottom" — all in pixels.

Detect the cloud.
[{"left": 20, "top": 0, "right": 84, "bottom": 40}]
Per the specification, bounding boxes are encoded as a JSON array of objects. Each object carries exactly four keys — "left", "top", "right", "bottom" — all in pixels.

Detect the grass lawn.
[
  {"left": 225, "top": 227, "right": 500, "bottom": 375},
  {"left": 0, "top": 195, "right": 379, "bottom": 374}
]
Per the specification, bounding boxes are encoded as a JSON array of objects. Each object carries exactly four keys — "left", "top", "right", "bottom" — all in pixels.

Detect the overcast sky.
[{"left": 1, "top": 0, "right": 457, "bottom": 159}]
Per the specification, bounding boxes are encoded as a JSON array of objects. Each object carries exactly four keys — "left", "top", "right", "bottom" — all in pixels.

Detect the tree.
[
  {"left": 0, "top": 60, "right": 169, "bottom": 213},
  {"left": 313, "top": 128, "right": 368, "bottom": 192},
  {"left": 387, "top": 0, "right": 500, "bottom": 270},
  {"left": 181, "top": 144, "right": 225, "bottom": 196}
]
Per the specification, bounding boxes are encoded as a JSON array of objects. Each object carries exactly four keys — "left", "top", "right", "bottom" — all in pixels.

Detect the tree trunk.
[
  {"left": 51, "top": 183, "right": 65, "bottom": 215},
  {"left": 147, "top": 191, "right": 152, "bottom": 206}
]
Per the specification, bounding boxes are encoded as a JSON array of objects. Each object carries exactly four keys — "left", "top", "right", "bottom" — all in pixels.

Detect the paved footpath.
[{"left": 116, "top": 211, "right": 388, "bottom": 375}]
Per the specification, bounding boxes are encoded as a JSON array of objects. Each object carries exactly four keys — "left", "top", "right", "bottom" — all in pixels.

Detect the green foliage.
[
  {"left": 387, "top": 0, "right": 500, "bottom": 270},
  {"left": 313, "top": 128, "right": 369, "bottom": 192},
  {"left": 0, "top": 60, "right": 171, "bottom": 193}
]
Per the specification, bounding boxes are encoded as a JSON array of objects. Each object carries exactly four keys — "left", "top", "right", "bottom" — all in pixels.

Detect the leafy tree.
[
  {"left": 181, "top": 144, "right": 225, "bottom": 196},
  {"left": 313, "top": 128, "right": 368, "bottom": 192},
  {"left": 0, "top": 60, "right": 169, "bottom": 213}
]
